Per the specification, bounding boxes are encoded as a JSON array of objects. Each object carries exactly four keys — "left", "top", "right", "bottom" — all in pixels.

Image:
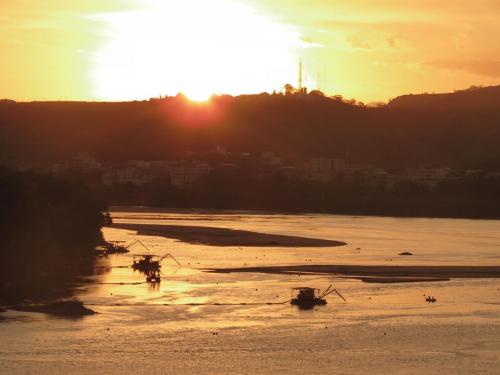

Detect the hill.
[
  {"left": 388, "top": 85, "right": 500, "bottom": 111},
  {"left": 1, "top": 89, "right": 500, "bottom": 169}
]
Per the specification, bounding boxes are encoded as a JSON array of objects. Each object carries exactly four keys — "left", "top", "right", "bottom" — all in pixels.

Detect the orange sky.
[{"left": 1, "top": 0, "right": 499, "bottom": 102}]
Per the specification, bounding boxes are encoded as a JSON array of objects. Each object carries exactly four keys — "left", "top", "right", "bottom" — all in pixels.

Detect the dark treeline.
[
  {"left": 388, "top": 85, "right": 500, "bottom": 111},
  {"left": 1, "top": 85, "right": 500, "bottom": 170},
  {"left": 98, "top": 169, "right": 500, "bottom": 219},
  {"left": 0, "top": 169, "right": 107, "bottom": 303}
]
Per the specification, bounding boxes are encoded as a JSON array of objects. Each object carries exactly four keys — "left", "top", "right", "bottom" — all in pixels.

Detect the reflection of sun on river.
[{"left": 79, "top": 210, "right": 500, "bottom": 320}]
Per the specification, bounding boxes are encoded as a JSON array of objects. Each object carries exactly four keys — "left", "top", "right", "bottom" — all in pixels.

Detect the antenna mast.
[{"left": 298, "top": 59, "right": 303, "bottom": 90}]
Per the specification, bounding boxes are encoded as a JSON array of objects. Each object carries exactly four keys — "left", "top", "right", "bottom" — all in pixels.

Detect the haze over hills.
[{"left": 1, "top": 85, "right": 500, "bottom": 170}]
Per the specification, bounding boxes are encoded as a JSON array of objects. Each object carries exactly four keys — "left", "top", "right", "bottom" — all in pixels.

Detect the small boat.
[
  {"left": 95, "top": 241, "right": 129, "bottom": 256},
  {"left": 425, "top": 295, "right": 437, "bottom": 303},
  {"left": 291, "top": 285, "right": 347, "bottom": 309},
  {"left": 132, "top": 254, "right": 161, "bottom": 271},
  {"left": 291, "top": 287, "right": 327, "bottom": 308},
  {"left": 129, "top": 240, "right": 181, "bottom": 273}
]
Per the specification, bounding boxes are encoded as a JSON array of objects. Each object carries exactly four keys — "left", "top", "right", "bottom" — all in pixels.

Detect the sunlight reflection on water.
[
  {"left": 2, "top": 210, "right": 500, "bottom": 374},
  {"left": 73, "top": 210, "right": 500, "bottom": 321}
]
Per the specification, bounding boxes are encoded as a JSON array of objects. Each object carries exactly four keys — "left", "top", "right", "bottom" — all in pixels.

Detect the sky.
[{"left": 1, "top": 0, "right": 499, "bottom": 102}]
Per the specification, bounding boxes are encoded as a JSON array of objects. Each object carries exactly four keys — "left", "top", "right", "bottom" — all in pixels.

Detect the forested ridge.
[{"left": 1, "top": 85, "right": 500, "bottom": 169}]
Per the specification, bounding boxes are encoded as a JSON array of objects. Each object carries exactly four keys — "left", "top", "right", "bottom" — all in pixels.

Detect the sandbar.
[
  {"left": 207, "top": 264, "right": 500, "bottom": 282},
  {"left": 112, "top": 223, "right": 346, "bottom": 247}
]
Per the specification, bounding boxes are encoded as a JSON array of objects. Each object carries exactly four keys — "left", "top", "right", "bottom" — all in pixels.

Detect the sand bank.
[
  {"left": 357, "top": 276, "right": 449, "bottom": 283},
  {"left": 112, "top": 223, "right": 346, "bottom": 247},
  {"left": 12, "top": 300, "right": 97, "bottom": 317},
  {"left": 207, "top": 264, "right": 500, "bottom": 282}
]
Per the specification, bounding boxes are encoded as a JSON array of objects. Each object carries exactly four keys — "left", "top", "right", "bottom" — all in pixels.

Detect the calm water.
[{"left": 1, "top": 210, "right": 499, "bottom": 374}]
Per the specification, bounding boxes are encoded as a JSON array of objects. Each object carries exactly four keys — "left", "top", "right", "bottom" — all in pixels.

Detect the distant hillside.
[
  {"left": 1, "top": 90, "right": 500, "bottom": 170},
  {"left": 388, "top": 85, "right": 500, "bottom": 110}
]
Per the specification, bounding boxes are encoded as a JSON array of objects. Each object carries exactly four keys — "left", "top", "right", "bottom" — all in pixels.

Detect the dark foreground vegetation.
[{"left": 0, "top": 169, "right": 107, "bottom": 303}]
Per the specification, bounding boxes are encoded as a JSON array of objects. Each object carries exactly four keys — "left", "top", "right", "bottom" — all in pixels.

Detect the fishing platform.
[{"left": 291, "top": 285, "right": 346, "bottom": 309}]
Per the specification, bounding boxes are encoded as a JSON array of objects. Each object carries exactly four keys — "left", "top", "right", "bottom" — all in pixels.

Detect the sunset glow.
[
  {"left": 92, "top": 0, "right": 300, "bottom": 101},
  {"left": 2, "top": 1, "right": 500, "bottom": 373},
  {"left": 1, "top": 1, "right": 500, "bottom": 102}
]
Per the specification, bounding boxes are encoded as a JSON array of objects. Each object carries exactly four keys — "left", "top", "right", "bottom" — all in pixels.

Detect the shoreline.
[
  {"left": 111, "top": 223, "right": 346, "bottom": 247},
  {"left": 110, "top": 205, "right": 500, "bottom": 221}
]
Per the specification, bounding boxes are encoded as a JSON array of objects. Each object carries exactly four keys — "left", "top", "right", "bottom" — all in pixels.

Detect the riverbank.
[
  {"left": 11, "top": 300, "right": 97, "bottom": 317},
  {"left": 111, "top": 205, "right": 500, "bottom": 221}
]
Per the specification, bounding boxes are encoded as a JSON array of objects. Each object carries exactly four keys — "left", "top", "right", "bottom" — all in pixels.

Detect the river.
[{"left": 1, "top": 209, "right": 499, "bottom": 374}]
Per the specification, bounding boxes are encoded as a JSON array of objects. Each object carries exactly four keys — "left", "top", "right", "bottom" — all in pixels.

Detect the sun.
[
  {"left": 184, "top": 89, "right": 212, "bottom": 103},
  {"left": 92, "top": 0, "right": 300, "bottom": 101}
]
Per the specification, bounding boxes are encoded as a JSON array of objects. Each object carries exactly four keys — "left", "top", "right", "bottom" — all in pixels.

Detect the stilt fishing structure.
[
  {"left": 291, "top": 285, "right": 346, "bottom": 309},
  {"left": 132, "top": 254, "right": 161, "bottom": 272},
  {"left": 95, "top": 241, "right": 129, "bottom": 256},
  {"left": 128, "top": 240, "right": 181, "bottom": 284}
]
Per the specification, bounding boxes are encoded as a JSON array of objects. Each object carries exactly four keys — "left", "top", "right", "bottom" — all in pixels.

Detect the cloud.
[
  {"left": 427, "top": 60, "right": 500, "bottom": 78},
  {"left": 346, "top": 35, "right": 371, "bottom": 50},
  {"left": 298, "top": 35, "right": 323, "bottom": 48},
  {"left": 386, "top": 36, "right": 403, "bottom": 48},
  {"left": 300, "top": 36, "right": 314, "bottom": 44},
  {"left": 0, "top": 1, "right": 133, "bottom": 31}
]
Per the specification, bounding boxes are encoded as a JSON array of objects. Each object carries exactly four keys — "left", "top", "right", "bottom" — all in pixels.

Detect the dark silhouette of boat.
[
  {"left": 291, "top": 285, "right": 346, "bottom": 309},
  {"left": 132, "top": 254, "right": 161, "bottom": 271},
  {"left": 129, "top": 240, "right": 181, "bottom": 273},
  {"left": 95, "top": 241, "right": 129, "bottom": 256},
  {"left": 425, "top": 295, "right": 437, "bottom": 303}
]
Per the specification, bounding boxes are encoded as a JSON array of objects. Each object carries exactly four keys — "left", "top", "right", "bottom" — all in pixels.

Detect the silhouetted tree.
[{"left": 0, "top": 169, "right": 107, "bottom": 302}]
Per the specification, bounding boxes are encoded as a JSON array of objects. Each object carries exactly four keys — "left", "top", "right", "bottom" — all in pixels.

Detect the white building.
[
  {"left": 308, "top": 158, "right": 347, "bottom": 181},
  {"left": 170, "top": 162, "right": 213, "bottom": 187},
  {"left": 402, "top": 167, "right": 451, "bottom": 187}
]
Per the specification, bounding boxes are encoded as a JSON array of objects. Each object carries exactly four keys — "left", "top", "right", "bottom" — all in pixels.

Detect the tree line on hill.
[{"left": 1, "top": 85, "right": 500, "bottom": 170}]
